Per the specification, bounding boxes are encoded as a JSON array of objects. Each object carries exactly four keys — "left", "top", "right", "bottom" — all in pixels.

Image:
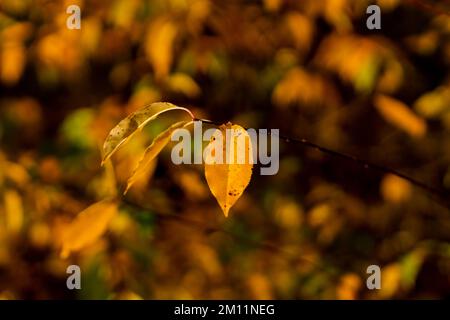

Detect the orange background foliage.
[{"left": 0, "top": 0, "right": 449, "bottom": 299}]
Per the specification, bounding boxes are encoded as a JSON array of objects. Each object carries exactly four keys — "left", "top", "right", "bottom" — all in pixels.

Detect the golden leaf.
[
  {"left": 374, "top": 94, "right": 427, "bottom": 137},
  {"left": 4, "top": 189, "right": 23, "bottom": 235},
  {"left": 323, "top": 0, "right": 352, "bottom": 32},
  {"left": 247, "top": 274, "right": 273, "bottom": 299},
  {"left": 263, "top": 0, "right": 282, "bottom": 12},
  {"left": 272, "top": 67, "right": 336, "bottom": 108},
  {"left": 377, "top": 59, "right": 403, "bottom": 94},
  {"left": 101, "top": 102, "right": 194, "bottom": 165},
  {"left": 124, "top": 120, "right": 192, "bottom": 194},
  {"left": 60, "top": 199, "right": 118, "bottom": 258},
  {"left": 414, "top": 85, "right": 450, "bottom": 119},
  {"left": 174, "top": 170, "right": 209, "bottom": 201},
  {"left": 4, "top": 161, "right": 30, "bottom": 187},
  {"left": 145, "top": 17, "right": 177, "bottom": 80},
  {"left": 380, "top": 174, "right": 412, "bottom": 203},
  {"left": 1, "top": 44, "right": 26, "bottom": 85},
  {"left": 204, "top": 123, "right": 253, "bottom": 217},
  {"left": 379, "top": 263, "right": 401, "bottom": 298},
  {"left": 314, "top": 34, "right": 382, "bottom": 92},
  {"left": 166, "top": 73, "right": 201, "bottom": 98},
  {"left": 285, "top": 13, "right": 314, "bottom": 52},
  {"left": 336, "top": 273, "right": 362, "bottom": 300}
]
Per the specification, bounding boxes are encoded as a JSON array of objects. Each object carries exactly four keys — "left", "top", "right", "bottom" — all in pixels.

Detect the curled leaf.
[
  {"left": 204, "top": 123, "right": 253, "bottom": 217},
  {"left": 102, "top": 102, "right": 194, "bottom": 165},
  {"left": 124, "top": 120, "right": 192, "bottom": 194},
  {"left": 60, "top": 199, "right": 118, "bottom": 258}
]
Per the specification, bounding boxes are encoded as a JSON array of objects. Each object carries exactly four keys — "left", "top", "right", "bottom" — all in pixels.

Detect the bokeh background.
[{"left": 1, "top": 0, "right": 450, "bottom": 299}]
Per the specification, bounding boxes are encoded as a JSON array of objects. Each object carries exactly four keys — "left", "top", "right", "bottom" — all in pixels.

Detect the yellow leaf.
[
  {"left": 336, "top": 273, "right": 362, "bottom": 300},
  {"left": 145, "top": 17, "right": 177, "bottom": 80},
  {"left": 380, "top": 174, "right": 412, "bottom": 203},
  {"left": 324, "top": 0, "right": 352, "bottom": 32},
  {"left": 60, "top": 199, "right": 118, "bottom": 258},
  {"left": 377, "top": 59, "right": 403, "bottom": 94},
  {"left": 174, "top": 170, "right": 209, "bottom": 200},
  {"left": 166, "top": 73, "right": 201, "bottom": 98},
  {"left": 247, "top": 273, "right": 273, "bottom": 299},
  {"left": 102, "top": 102, "right": 194, "bottom": 165},
  {"left": 315, "top": 34, "right": 382, "bottom": 92},
  {"left": 274, "top": 198, "right": 303, "bottom": 229},
  {"left": 374, "top": 94, "right": 427, "bottom": 137},
  {"left": 263, "top": 0, "right": 282, "bottom": 12},
  {"left": 204, "top": 123, "right": 253, "bottom": 217},
  {"left": 4, "top": 189, "right": 23, "bottom": 235},
  {"left": 379, "top": 263, "right": 401, "bottom": 298},
  {"left": 414, "top": 85, "right": 450, "bottom": 118},
  {"left": 285, "top": 13, "right": 314, "bottom": 52},
  {"left": 1, "top": 43, "right": 26, "bottom": 85},
  {"left": 406, "top": 31, "right": 439, "bottom": 55},
  {"left": 4, "top": 161, "right": 30, "bottom": 187},
  {"left": 124, "top": 120, "right": 192, "bottom": 194},
  {"left": 272, "top": 67, "right": 333, "bottom": 108}
]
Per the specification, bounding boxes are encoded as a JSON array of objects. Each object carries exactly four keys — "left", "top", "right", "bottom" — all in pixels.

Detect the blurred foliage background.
[{"left": 0, "top": 0, "right": 450, "bottom": 299}]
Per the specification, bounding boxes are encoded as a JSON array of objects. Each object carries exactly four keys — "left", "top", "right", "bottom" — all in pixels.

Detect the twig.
[
  {"left": 405, "top": 0, "right": 450, "bottom": 16},
  {"left": 194, "top": 118, "right": 450, "bottom": 210},
  {"left": 120, "top": 198, "right": 340, "bottom": 279}
]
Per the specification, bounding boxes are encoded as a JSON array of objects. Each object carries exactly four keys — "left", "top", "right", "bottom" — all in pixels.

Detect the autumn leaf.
[
  {"left": 336, "top": 273, "right": 362, "bottom": 300},
  {"left": 124, "top": 120, "right": 192, "bottom": 194},
  {"left": 374, "top": 94, "right": 427, "bottom": 137},
  {"left": 314, "top": 34, "right": 382, "bottom": 92},
  {"left": 4, "top": 189, "right": 23, "bottom": 235},
  {"left": 272, "top": 67, "right": 337, "bottom": 108},
  {"left": 285, "top": 13, "right": 314, "bottom": 52},
  {"left": 380, "top": 174, "right": 412, "bottom": 203},
  {"left": 1, "top": 43, "right": 26, "bottom": 85},
  {"left": 204, "top": 123, "right": 253, "bottom": 217},
  {"left": 166, "top": 73, "right": 201, "bottom": 98},
  {"left": 145, "top": 17, "right": 177, "bottom": 80},
  {"left": 60, "top": 199, "right": 118, "bottom": 258},
  {"left": 102, "top": 102, "right": 194, "bottom": 165},
  {"left": 379, "top": 263, "right": 401, "bottom": 298}
]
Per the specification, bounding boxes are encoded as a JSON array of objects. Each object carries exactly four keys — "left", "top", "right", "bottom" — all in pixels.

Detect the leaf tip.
[
  {"left": 222, "top": 206, "right": 229, "bottom": 217},
  {"left": 100, "top": 155, "right": 109, "bottom": 167}
]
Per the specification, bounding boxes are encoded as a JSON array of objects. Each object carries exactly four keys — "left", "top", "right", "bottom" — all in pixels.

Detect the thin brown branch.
[
  {"left": 120, "top": 197, "right": 339, "bottom": 278},
  {"left": 405, "top": 0, "right": 450, "bottom": 16},
  {"left": 195, "top": 118, "right": 450, "bottom": 210}
]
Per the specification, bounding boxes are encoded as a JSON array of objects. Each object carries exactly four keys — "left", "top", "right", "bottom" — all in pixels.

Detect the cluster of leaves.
[
  {"left": 62, "top": 102, "right": 254, "bottom": 258},
  {"left": 0, "top": 0, "right": 450, "bottom": 299}
]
